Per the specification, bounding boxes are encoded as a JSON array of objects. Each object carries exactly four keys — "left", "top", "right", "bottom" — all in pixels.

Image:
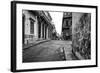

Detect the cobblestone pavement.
[{"left": 23, "top": 40, "right": 77, "bottom": 62}]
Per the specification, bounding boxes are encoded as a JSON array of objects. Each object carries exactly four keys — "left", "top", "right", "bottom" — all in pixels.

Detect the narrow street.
[{"left": 23, "top": 40, "right": 77, "bottom": 62}]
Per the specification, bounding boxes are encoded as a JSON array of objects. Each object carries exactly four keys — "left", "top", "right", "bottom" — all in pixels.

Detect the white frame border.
[{"left": 16, "top": 3, "right": 96, "bottom": 70}]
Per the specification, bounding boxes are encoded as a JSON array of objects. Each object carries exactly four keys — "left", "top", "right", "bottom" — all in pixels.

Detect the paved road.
[{"left": 23, "top": 40, "right": 77, "bottom": 62}]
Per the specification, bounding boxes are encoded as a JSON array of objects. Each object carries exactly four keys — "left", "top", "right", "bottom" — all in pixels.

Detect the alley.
[{"left": 23, "top": 40, "right": 77, "bottom": 62}]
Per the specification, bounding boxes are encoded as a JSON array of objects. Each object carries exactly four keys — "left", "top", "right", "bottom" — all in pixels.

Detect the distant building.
[
  {"left": 62, "top": 12, "right": 72, "bottom": 40},
  {"left": 22, "top": 10, "right": 54, "bottom": 45}
]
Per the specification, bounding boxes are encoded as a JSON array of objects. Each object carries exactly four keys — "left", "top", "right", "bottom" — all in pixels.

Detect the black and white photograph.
[
  {"left": 22, "top": 10, "right": 91, "bottom": 62},
  {"left": 11, "top": 1, "right": 97, "bottom": 72}
]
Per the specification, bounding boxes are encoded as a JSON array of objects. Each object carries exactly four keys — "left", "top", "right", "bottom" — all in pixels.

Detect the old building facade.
[
  {"left": 62, "top": 12, "right": 72, "bottom": 40},
  {"left": 22, "top": 10, "right": 54, "bottom": 45}
]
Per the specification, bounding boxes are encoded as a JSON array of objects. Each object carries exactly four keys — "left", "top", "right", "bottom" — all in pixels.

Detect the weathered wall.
[
  {"left": 23, "top": 10, "right": 39, "bottom": 44},
  {"left": 72, "top": 13, "right": 83, "bottom": 35},
  {"left": 72, "top": 12, "right": 91, "bottom": 59}
]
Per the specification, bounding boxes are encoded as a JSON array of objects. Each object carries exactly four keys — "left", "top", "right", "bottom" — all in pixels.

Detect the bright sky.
[{"left": 49, "top": 12, "right": 63, "bottom": 35}]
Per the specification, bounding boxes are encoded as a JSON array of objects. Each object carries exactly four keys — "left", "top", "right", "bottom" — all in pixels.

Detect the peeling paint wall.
[
  {"left": 23, "top": 10, "right": 39, "bottom": 44},
  {"left": 72, "top": 13, "right": 91, "bottom": 59}
]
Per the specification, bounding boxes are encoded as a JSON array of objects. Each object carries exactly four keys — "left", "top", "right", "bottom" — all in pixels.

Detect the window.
[
  {"left": 29, "top": 18, "right": 35, "bottom": 34},
  {"left": 66, "top": 20, "right": 69, "bottom": 26}
]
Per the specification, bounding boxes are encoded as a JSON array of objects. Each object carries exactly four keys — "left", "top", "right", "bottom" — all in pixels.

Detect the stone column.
[
  {"left": 48, "top": 28, "right": 50, "bottom": 39},
  {"left": 41, "top": 23, "right": 43, "bottom": 39},
  {"left": 46, "top": 27, "right": 48, "bottom": 39},
  {"left": 34, "top": 16, "right": 38, "bottom": 40},
  {"left": 44, "top": 24, "right": 45, "bottom": 39},
  {"left": 45, "top": 26, "right": 47, "bottom": 39}
]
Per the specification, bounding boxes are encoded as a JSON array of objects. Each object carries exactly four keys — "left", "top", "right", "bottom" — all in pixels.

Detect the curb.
[
  {"left": 72, "top": 49, "right": 85, "bottom": 60},
  {"left": 23, "top": 40, "right": 51, "bottom": 50}
]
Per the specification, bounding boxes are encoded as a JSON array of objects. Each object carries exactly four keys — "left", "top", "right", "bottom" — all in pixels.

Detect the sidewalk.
[
  {"left": 23, "top": 40, "right": 51, "bottom": 49},
  {"left": 74, "top": 51, "right": 85, "bottom": 60},
  {"left": 72, "top": 49, "right": 85, "bottom": 60}
]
